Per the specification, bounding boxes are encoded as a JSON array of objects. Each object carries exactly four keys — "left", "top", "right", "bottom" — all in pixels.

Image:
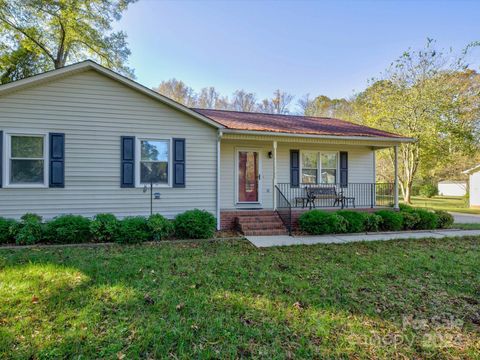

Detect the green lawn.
[
  {"left": 1, "top": 238, "right": 479, "bottom": 359},
  {"left": 408, "top": 195, "right": 480, "bottom": 214}
]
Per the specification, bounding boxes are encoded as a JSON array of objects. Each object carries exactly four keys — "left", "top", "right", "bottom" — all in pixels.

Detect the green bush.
[
  {"left": 0, "top": 217, "right": 17, "bottom": 244},
  {"left": 90, "top": 213, "right": 119, "bottom": 242},
  {"left": 45, "top": 215, "right": 92, "bottom": 244},
  {"left": 419, "top": 184, "right": 438, "bottom": 198},
  {"left": 298, "top": 210, "right": 348, "bottom": 235},
  {"left": 398, "top": 203, "right": 415, "bottom": 212},
  {"left": 117, "top": 216, "right": 150, "bottom": 244},
  {"left": 401, "top": 211, "right": 420, "bottom": 230},
  {"left": 414, "top": 209, "right": 438, "bottom": 230},
  {"left": 435, "top": 210, "right": 454, "bottom": 229},
  {"left": 336, "top": 210, "right": 366, "bottom": 233},
  {"left": 148, "top": 214, "right": 174, "bottom": 241},
  {"left": 375, "top": 210, "right": 403, "bottom": 231},
  {"left": 174, "top": 209, "right": 216, "bottom": 239},
  {"left": 12, "top": 214, "right": 44, "bottom": 245},
  {"left": 363, "top": 213, "right": 382, "bottom": 232}
]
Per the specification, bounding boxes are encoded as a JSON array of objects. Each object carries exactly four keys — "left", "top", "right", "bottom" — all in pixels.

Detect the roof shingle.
[{"left": 192, "top": 108, "right": 406, "bottom": 139}]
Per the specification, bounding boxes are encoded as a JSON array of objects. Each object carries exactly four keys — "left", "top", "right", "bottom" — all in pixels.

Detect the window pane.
[
  {"left": 141, "top": 141, "right": 169, "bottom": 161},
  {"left": 10, "top": 160, "right": 44, "bottom": 184},
  {"left": 11, "top": 136, "right": 43, "bottom": 158},
  {"left": 302, "top": 169, "right": 317, "bottom": 184},
  {"left": 321, "top": 169, "right": 336, "bottom": 184},
  {"left": 141, "top": 162, "right": 168, "bottom": 184},
  {"left": 302, "top": 151, "right": 317, "bottom": 169},
  {"left": 321, "top": 153, "right": 337, "bottom": 169}
]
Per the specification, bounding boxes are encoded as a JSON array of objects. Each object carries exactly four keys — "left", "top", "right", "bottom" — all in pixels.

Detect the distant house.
[
  {"left": 437, "top": 181, "right": 467, "bottom": 197},
  {"left": 0, "top": 60, "right": 414, "bottom": 234},
  {"left": 463, "top": 165, "right": 480, "bottom": 208}
]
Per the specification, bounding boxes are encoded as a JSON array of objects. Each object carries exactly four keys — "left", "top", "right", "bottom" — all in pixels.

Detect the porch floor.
[{"left": 246, "top": 229, "right": 480, "bottom": 248}]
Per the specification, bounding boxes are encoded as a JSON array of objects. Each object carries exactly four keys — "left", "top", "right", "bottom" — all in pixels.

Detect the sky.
[{"left": 115, "top": 0, "right": 480, "bottom": 106}]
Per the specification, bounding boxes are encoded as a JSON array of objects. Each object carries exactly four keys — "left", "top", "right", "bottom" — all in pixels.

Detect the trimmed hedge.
[
  {"left": 435, "top": 210, "right": 454, "bottom": 229},
  {"left": 90, "top": 213, "right": 119, "bottom": 242},
  {"left": 364, "top": 213, "right": 382, "bottom": 232},
  {"left": 375, "top": 210, "right": 404, "bottom": 231},
  {"left": 336, "top": 210, "right": 366, "bottom": 233},
  {"left": 299, "top": 210, "right": 348, "bottom": 235},
  {"left": 0, "top": 217, "right": 17, "bottom": 244},
  {"left": 402, "top": 211, "right": 420, "bottom": 230},
  {"left": 116, "top": 216, "right": 150, "bottom": 244},
  {"left": 414, "top": 209, "right": 438, "bottom": 230},
  {"left": 12, "top": 215, "right": 43, "bottom": 246},
  {"left": 174, "top": 209, "right": 216, "bottom": 239},
  {"left": 45, "top": 215, "right": 92, "bottom": 244},
  {"left": 148, "top": 214, "right": 174, "bottom": 241}
]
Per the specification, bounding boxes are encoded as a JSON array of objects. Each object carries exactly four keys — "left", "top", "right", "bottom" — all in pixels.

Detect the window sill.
[{"left": 3, "top": 184, "right": 49, "bottom": 189}]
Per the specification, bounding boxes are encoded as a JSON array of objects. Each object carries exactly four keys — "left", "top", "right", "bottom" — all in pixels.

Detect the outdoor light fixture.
[{"left": 268, "top": 151, "right": 273, "bottom": 159}]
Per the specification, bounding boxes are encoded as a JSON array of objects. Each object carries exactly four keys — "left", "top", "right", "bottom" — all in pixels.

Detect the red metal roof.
[{"left": 192, "top": 108, "right": 406, "bottom": 139}]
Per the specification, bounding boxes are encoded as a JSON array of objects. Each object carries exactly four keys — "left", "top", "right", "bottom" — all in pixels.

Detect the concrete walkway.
[
  {"left": 246, "top": 229, "right": 480, "bottom": 248},
  {"left": 449, "top": 212, "right": 480, "bottom": 224}
]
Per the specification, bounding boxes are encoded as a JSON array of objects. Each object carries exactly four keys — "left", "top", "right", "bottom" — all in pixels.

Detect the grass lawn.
[
  {"left": 1, "top": 238, "right": 479, "bottom": 359},
  {"left": 408, "top": 195, "right": 480, "bottom": 215}
]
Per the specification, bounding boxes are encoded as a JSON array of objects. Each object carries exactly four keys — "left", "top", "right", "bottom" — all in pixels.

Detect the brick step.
[
  {"left": 239, "top": 221, "right": 286, "bottom": 231},
  {"left": 242, "top": 229, "right": 288, "bottom": 236},
  {"left": 236, "top": 215, "right": 280, "bottom": 223}
]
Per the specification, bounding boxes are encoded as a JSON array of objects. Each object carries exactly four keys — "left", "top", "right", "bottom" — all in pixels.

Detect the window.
[
  {"left": 140, "top": 139, "right": 169, "bottom": 185},
  {"left": 321, "top": 153, "right": 337, "bottom": 184},
  {"left": 7, "top": 134, "right": 47, "bottom": 186},
  {"left": 301, "top": 151, "right": 317, "bottom": 184},
  {"left": 301, "top": 151, "right": 338, "bottom": 184}
]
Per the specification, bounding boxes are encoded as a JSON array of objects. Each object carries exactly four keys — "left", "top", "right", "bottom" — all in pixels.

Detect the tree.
[
  {"left": 154, "top": 79, "right": 197, "bottom": 107},
  {"left": 0, "top": 0, "right": 135, "bottom": 83},
  {"left": 258, "top": 89, "right": 293, "bottom": 114},
  {"left": 355, "top": 40, "right": 480, "bottom": 203},
  {"left": 231, "top": 90, "right": 257, "bottom": 112},
  {"left": 298, "top": 94, "right": 354, "bottom": 119}
]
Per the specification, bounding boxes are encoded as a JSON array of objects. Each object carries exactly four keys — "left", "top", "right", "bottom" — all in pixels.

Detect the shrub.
[
  {"left": 336, "top": 210, "right": 366, "bottom": 233},
  {"left": 398, "top": 203, "right": 415, "bottom": 212},
  {"left": 116, "top": 216, "right": 150, "bottom": 244},
  {"left": 12, "top": 214, "right": 44, "bottom": 245},
  {"left": 414, "top": 209, "right": 438, "bottom": 230},
  {"left": 90, "top": 213, "right": 119, "bottom": 242},
  {"left": 298, "top": 210, "right": 348, "bottom": 235},
  {"left": 364, "top": 213, "right": 382, "bottom": 232},
  {"left": 148, "top": 214, "right": 174, "bottom": 241},
  {"left": 375, "top": 210, "right": 403, "bottom": 231},
  {"left": 174, "top": 209, "right": 216, "bottom": 239},
  {"left": 419, "top": 184, "right": 438, "bottom": 198},
  {"left": 401, "top": 211, "right": 421, "bottom": 230},
  {"left": 435, "top": 210, "right": 454, "bottom": 229},
  {"left": 45, "top": 215, "right": 92, "bottom": 244},
  {"left": 0, "top": 217, "right": 17, "bottom": 244}
]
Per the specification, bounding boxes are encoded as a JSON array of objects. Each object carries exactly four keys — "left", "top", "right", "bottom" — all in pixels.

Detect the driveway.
[
  {"left": 449, "top": 212, "right": 480, "bottom": 223},
  {"left": 246, "top": 229, "right": 480, "bottom": 247}
]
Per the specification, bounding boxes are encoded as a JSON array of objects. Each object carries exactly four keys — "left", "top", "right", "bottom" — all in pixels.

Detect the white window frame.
[
  {"left": 300, "top": 150, "right": 339, "bottom": 185},
  {"left": 135, "top": 137, "right": 172, "bottom": 188},
  {"left": 3, "top": 131, "right": 49, "bottom": 188}
]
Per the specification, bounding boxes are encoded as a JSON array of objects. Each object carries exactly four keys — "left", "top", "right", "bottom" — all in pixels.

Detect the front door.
[{"left": 238, "top": 150, "right": 261, "bottom": 203}]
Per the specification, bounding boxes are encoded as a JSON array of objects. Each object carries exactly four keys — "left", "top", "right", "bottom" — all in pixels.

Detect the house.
[
  {"left": 463, "top": 165, "right": 480, "bottom": 208},
  {"left": 437, "top": 180, "right": 467, "bottom": 197},
  {"left": 0, "top": 61, "right": 413, "bottom": 235}
]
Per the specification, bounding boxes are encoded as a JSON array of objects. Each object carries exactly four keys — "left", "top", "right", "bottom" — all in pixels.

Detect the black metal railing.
[
  {"left": 275, "top": 185, "right": 292, "bottom": 235},
  {"left": 276, "top": 183, "right": 394, "bottom": 209}
]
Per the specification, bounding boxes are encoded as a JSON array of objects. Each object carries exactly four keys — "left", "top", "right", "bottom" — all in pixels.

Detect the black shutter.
[
  {"left": 173, "top": 138, "right": 185, "bottom": 188},
  {"left": 121, "top": 136, "right": 135, "bottom": 188},
  {"left": 49, "top": 133, "right": 65, "bottom": 188},
  {"left": 290, "top": 149, "right": 300, "bottom": 188},
  {"left": 340, "top": 151, "right": 348, "bottom": 187},
  {"left": 0, "top": 131, "right": 2, "bottom": 188}
]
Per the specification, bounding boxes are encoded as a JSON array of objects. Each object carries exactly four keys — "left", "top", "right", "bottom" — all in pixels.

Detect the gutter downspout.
[{"left": 216, "top": 130, "right": 223, "bottom": 230}]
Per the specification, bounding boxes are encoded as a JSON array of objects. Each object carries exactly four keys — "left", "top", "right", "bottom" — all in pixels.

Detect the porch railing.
[
  {"left": 276, "top": 183, "right": 394, "bottom": 209},
  {"left": 275, "top": 185, "right": 292, "bottom": 235}
]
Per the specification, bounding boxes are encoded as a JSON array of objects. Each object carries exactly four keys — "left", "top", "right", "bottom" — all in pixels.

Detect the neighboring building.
[
  {"left": 463, "top": 165, "right": 480, "bottom": 208},
  {"left": 437, "top": 181, "right": 467, "bottom": 197},
  {"left": 0, "top": 61, "right": 414, "bottom": 234}
]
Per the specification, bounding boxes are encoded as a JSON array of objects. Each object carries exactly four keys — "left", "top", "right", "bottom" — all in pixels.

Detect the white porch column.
[
  {"left": 216, "top": 131, "right": 222, "bottom": 230},
  {"left": 394, "top": 145, "right": 399, "bottom": 209},
  {"left": 272, "top": 140, "right": 277, "bottom": 210}
]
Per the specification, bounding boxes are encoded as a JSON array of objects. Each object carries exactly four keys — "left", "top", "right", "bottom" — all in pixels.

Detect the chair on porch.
[{"left": 295, "top": 186, "right": 354, "bottom": 209}]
